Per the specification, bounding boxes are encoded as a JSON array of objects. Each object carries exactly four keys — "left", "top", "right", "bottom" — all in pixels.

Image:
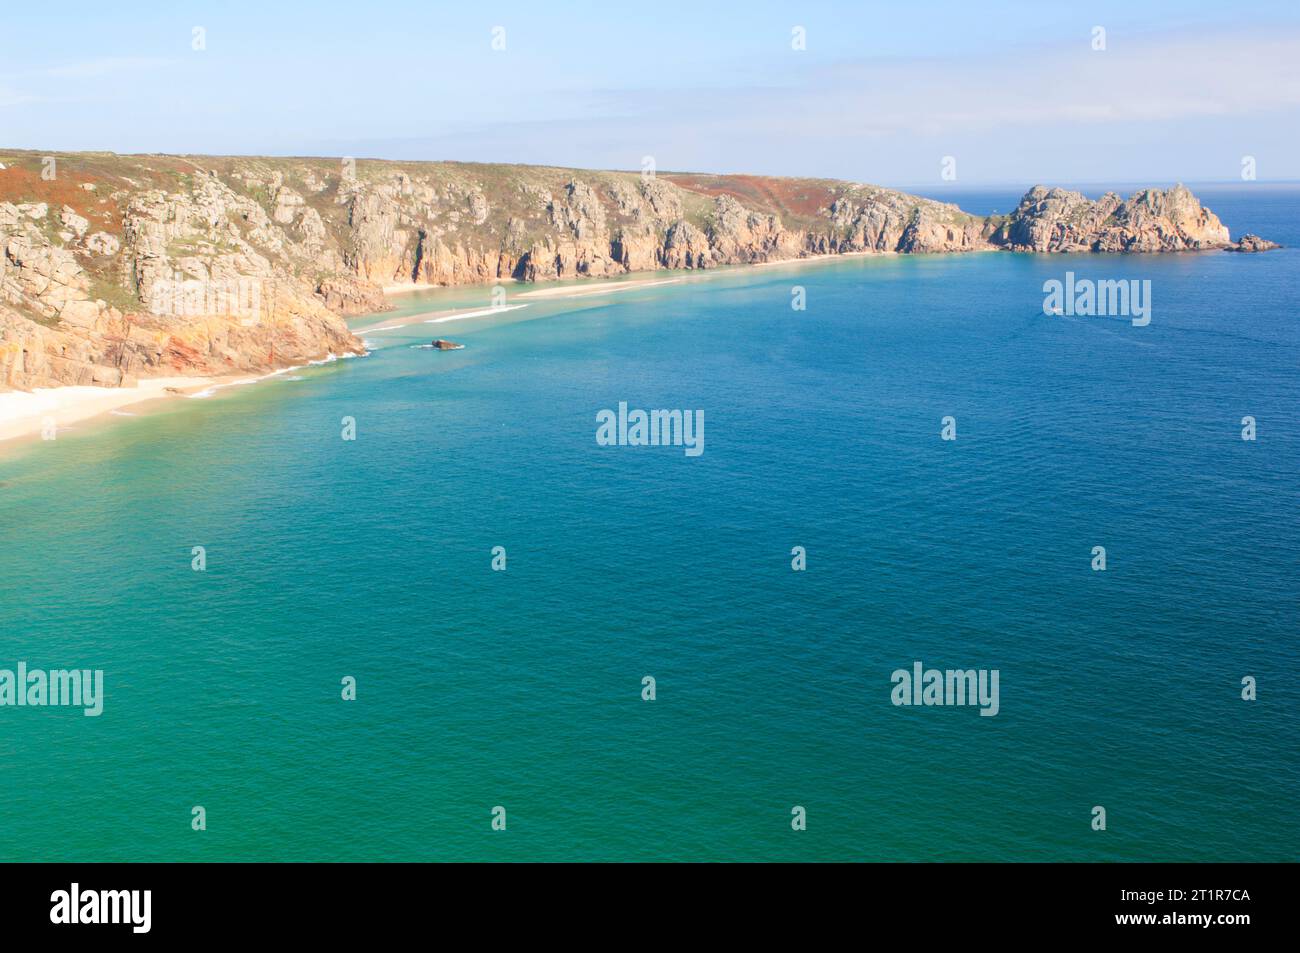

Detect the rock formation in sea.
[
  {"left": 0, "top": 151, "right": 1273, "bottom": 390},
  {"left": 1226, "top": 233, "right": 1281, "bottom": 253}
]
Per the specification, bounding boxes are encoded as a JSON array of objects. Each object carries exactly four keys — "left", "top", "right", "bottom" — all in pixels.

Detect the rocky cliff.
[{"left": 0, "top": 150, "right": 1267, "bottom": 391}]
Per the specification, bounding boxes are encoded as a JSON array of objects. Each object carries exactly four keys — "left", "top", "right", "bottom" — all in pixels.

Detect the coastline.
[
  {"left": 0, "top": 251, "right": 983, "bottom": 450},
  {"left": 0, "top": 233, "right": 1263, "bottom": 453},
  {"left": 0, "top": 376, "right": 228, "bottom": 449},
  {"left": 1, "top": 293, "right": 542, "bottom": 449},
  {"left": 377, "top": 256, "right": 886, "bottom": 304},
  {"left": 354, "top": 303, "right": 530, "bottom": 335},
  {"left": 369, "top": 255, "right": 895, "bottom": 316},
  {"left": 514, "top": 277, "right": 684, "bottom": 299}
]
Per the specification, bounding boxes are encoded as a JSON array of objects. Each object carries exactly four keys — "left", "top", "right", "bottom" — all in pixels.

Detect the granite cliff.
[{"left": 0, "top": 150, "right": 1269, "bottom": 391}]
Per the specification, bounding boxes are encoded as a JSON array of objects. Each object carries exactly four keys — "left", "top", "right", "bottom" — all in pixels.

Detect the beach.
[
  {"left": 0, "top": 376, "right": 224, "bottom": 447},
  {"left": 377, "top": 259, "right": 889, "bottom": 311},
  {"left": 514, "top": 277, "right": 684, "bottom": 299},
  {"left": 354, "top": 302, "right": 530, "bottom": 335}
]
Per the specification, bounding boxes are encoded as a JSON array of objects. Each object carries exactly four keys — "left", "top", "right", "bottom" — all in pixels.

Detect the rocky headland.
[{"left": 0, "top": 150, "right": 1274, "bottom": 392}]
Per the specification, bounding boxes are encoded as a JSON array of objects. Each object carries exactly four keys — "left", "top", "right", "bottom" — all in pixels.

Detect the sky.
[{"left": 2, "top": 1, "right": 1299, "bottom": 186}]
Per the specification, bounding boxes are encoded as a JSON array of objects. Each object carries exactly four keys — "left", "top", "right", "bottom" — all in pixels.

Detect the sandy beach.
[
  {"left": 0, "top": 376, "right": 224, "bottom": 447},
  {"left": 355, "top": 303, "right": 530, "bottom": 335},
  {"left": 377, "top": 257, "right": 909, "bottom": 313},
  {"left": 750, "top": 250, "right": 891, "bottom": 268},
  {"left": 514, "top": 277, "right": 684, "bottom": 299},
  {"left": 381, "top": 283, "right": 435, "bottom": 295}
]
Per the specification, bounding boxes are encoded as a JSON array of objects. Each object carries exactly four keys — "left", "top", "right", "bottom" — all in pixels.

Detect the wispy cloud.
[
  {"left": 391, "top": 25, "right": 1298, "bottom": 181},
  {"left": 0, "top": 56, "right": 177, "bottom": 108},
  {"left": 559, "top": 27, "right": 1300, "bottom": 140},
  {"left": 43, "top": 57, "right": 176, "bottom": 80},
  {"left": 5, "top": 21, "right": 1299, "bottom": 184},
  {"left": 784, "top": 28, "right": 1300, "bottom": 134},
  {"left": 0, "top": 85, "right": 38, "bottom": 108}
]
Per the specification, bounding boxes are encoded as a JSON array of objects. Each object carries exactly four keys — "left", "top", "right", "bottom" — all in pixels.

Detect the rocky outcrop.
[
  {"left": 0, "top": 151, "right": 1270, "bottom": 391},
  {"left": 315, "top": 275, "right": 390, "bottom": 315},
  {"left": 991, "top": 184, "right": 1231, "bottom": 252},
  {"left": 657, "top": 221, "right": 706, "bottom": 269},
  {"left": 1228, "top": 234, "right": 1281, "bottom": 253}
]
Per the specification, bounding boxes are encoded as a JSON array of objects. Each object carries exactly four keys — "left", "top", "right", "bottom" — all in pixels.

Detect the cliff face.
[
  {"left": 0, "top": 151, "right": 1261, "bottom": 391},
  {"left": 0, "top": 157, "right": 364, "bottom": 390}
]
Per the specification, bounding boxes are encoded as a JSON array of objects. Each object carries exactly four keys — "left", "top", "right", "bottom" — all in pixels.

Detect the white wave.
[
  {"left": 181, "top": 350, "right": 364, "bottom": 402},
  {"left": 305, "top": 351, "right": 359, "bottom": 364}
]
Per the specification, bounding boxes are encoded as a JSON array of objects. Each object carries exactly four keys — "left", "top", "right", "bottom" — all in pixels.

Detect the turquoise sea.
[{"left": 1, "top": 185, "right": 1297, "bottom": 862}]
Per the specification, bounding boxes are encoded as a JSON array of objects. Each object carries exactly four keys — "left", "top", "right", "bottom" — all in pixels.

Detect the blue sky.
[{"left": 3, "top": 1, "right": 1299, "bottom": 185}]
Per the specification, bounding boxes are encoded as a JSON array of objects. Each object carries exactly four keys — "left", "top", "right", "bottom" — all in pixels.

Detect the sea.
[{"left": 1, "top": 184, "right": 1296, "bottom": 861}]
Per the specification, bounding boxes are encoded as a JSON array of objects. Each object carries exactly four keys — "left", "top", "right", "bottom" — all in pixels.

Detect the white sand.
[
  {"left": 378, "top": 253, "right": 952, "bottom": 311},
  {"left": 380, "top": 250, "right": 949, "bottom": 306},
  {"left": 0, "top": 376, "right": 221, "bottom": 447},
  {"left": 514, "top": 278, "right": 682, "bottom": 299},
  {"left": 748, "top": 250, "right": 889, "bottom": 268},
  {"left": 355, "top": 303, "right": 529, "bottom": 334},
  {"left": 382, "top": 283, "right": 442, "bottom": 295}
]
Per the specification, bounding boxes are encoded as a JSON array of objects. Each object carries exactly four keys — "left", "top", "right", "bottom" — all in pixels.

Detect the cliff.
[{"left": 0, "top": 150, "right": 1267, "bottom": 390}]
